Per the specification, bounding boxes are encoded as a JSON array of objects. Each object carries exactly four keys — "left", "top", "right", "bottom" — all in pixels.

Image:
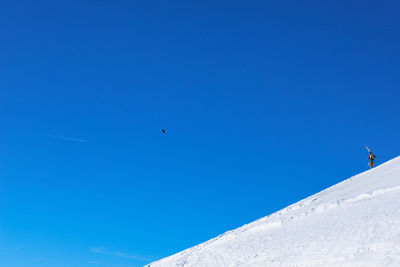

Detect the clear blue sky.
[{"left": 1, "top": 1, "right": 399, "bottom": 266}]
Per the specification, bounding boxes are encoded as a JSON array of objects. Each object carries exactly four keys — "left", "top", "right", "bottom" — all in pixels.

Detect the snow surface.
[{"left": 146, "top": 156, "right": 400, "bottom": 267}]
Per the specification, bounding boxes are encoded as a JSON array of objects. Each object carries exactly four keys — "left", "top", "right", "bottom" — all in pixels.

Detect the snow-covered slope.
[{"left": 147, "top": 156, "right": 400, "bottom": 267}]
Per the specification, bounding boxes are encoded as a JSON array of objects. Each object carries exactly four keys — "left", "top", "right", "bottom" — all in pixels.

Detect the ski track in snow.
[{"left": 146, "top": 156, "right": 400, "bottom": 267}]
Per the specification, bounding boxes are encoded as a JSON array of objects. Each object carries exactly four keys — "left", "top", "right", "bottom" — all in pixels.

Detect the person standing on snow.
[{"left": 368, "top": 151, "right": 377, "bottom": 168}]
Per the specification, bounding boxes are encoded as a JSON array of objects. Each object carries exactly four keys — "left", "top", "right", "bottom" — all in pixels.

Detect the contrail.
[
  {"left": 90, "top": 247, "right": 153, "bottom": 261},
  {"left": 51, "top": 135, "right": 87, "bottom": 143}
]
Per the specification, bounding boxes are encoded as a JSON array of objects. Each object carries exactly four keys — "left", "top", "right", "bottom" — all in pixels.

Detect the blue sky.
[{"left": 1, "top": 0, "right": 400, "bottom": 266}]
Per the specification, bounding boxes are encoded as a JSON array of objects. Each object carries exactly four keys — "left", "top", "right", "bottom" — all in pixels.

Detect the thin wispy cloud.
[
  {"left": 90, "top": 247, "right": 106, "bottom": 253},
  {"left": 51, "top": 135, "right": 87, "bottom": 143},
  {"left": 90, "top": 247, "right": 152, "bottom": 262}
]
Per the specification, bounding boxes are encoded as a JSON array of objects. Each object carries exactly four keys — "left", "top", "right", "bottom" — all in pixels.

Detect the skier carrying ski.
[{"left": 368, "top": 151, "right": 377, "bottom": 168}]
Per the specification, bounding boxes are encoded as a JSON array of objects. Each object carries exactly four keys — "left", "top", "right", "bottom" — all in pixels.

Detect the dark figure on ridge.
[
  {"left": 368, "top": 151, "right": 377, "bottom": 168},
  {"left": 365, "top": 145, "right": 377, "bottom": 169}
]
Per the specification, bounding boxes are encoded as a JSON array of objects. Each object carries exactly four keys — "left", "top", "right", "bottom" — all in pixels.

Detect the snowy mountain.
[{"left": 146, "top": 156, "right": 400, "bottom": 267}]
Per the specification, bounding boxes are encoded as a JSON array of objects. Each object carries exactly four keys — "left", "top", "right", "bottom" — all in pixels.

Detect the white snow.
[{"left": 146, "top": 156, "right": 400, "bottom": 267}]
